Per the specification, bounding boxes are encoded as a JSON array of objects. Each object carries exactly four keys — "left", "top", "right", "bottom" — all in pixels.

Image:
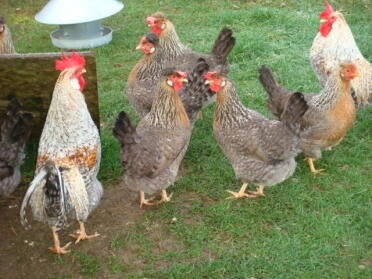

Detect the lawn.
[{"left": 1, "top": 0, "right": 371, "bottom": 278}]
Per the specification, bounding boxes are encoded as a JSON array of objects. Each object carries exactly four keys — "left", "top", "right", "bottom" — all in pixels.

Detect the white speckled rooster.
[
  {"left": 310, "top": 2, "right": 371, "bottom": 108},
  {"left": 20, "top": 52, "right": 102, "bottom": 254}
]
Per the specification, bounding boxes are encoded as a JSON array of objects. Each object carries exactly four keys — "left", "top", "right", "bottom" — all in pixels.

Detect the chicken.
[
  {"left": 20, "top": 52, "right": 102, "bottom": 254},
  {"left": 258, "top": 62, "right": 359, "bottom": 175},
  {"left": 125, "top": 13, "right": 235, "bottom": 119},
  {"left": 204, "top": 72, "right": 308, "bottom": 199},
  {"left": 114, "top": 68, "right": 200, "bottom": 207},
  {"left": 0, "top": 16, "right": 16, "bottom": 54},
  {"left": 127, "top": 32, "right": 216, "bottom": 124},
  {"left": 310, "top": 2, "right": 371, "bottom": 108},
  {"left": 0, "top": 98, "right": 33, "bottom": 197}
]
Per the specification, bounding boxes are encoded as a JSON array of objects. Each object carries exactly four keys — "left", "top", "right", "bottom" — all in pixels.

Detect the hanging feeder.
[{"left": 35, "top": 0, "right": 124, "bottom": 49}]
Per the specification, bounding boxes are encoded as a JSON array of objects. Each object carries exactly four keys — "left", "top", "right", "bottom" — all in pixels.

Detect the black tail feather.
[
  {"left": 211, "top": 28, "right": 236, "bottom": 69},
  {"left": 281, "top": 92, "right": 308, "bottom": 135},
  {"left": 112, "top": 111, "right": 136, "bottom": 145}
]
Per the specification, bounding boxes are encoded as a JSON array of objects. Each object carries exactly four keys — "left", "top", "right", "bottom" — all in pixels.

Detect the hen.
[
  {"left": 114, "top": 65, "right": 209, "bottom": 206},
  {"left": 205, "top": 72, "right": 308, "bottom": 199},
  {"left": 125, "top": 13, "right": 235, "bottom": 119},
  {"left": 0, "top": 16, "right": 16, "bottom": 54},
  {"left": 127, "top": 33, "right": 215, "bottom": 124},
  {"left": 0, "top": 98, "right": 33, "bottom": 197},
  {"left": 20, "top": 52, "right": 102, "bottom": 254},
  {"left": 310, "top": 2, "right": 371, "bottom": 108},
  {"left": 259, "top": 62, "right": 359, "bottom": 174}
]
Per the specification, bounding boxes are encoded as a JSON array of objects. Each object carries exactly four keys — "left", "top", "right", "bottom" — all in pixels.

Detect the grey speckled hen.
[
  {"left": 205, "top": 73, "right": 308, "bottom": 199},
  {"left": 126, "top": 13, "right": 235, "bottom": 119},
  {"left": 114, "top": 69, "right": 196, "bottom": 207},
  {"left": 0, "top": 98, "right": 33, "bottom": 197}
]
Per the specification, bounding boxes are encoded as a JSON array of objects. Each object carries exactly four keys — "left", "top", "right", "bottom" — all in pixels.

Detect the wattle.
[
  {"left": 78, "top": 76, "right": 86, "bottom": 92},
  {"left": 320, "top": 23, "right": 332, "bottom": 37},
  {"left": 152, "top": 26, "right": 162, "bottom": 35}
]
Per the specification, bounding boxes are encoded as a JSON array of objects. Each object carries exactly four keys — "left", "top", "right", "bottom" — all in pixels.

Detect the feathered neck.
[
  {"left": 214, "top": 80, "right": 250, "bottom": 128},
  {"left": 312, "top": 69, "right": 353, "bottom": 109},
  {"left": 135, "top": 48, "right": 167, "bottom": 80},
  {"left": 158, "top": 21, "right": 188, "bottom": 61},
  {"left": 0, "top": 24, "right": 16, "bottom": 54},
  {"left": 144, "top": 80, "right": 190, "bottom": 129}
]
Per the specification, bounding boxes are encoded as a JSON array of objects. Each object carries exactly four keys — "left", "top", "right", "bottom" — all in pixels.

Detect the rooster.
[
  {"left": 310, "top": 2, "right": 371, "bottom": 108},
  {"left": 0, "top": 98, "right": 33, "bottom": 197},
  {"left": 259, "top": 62, "right": 359, "bottom": 175},
  {"left": 0, "top": 16, "right": 16, "bottom": 54},
  {"left": 205, "top": 72, "right": 308, "bottom": 199},
  {"left": 114, "top": 62, "right": 210, "bottom": 207},
  {"left": 20, "top": 52, "right": 102, "bottom": 254}
]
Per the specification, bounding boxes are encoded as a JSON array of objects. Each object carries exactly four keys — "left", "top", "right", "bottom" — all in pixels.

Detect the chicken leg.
[
  {"left": 139, "top": 191, "right": 157, "bottom": 207},
  {"left": 49, "top": 226, "right": 71, "bottom": 254},
  {"left": 248, "top": 185, "right": 265, "bottom": 197},
  {"left": 226, "top": 183, "right": 259, "bottom": 199},
  {"left": 305, "top": 157, "right": 325, "bottom": 175},
  {"left": 69, "top": 221, "right": 100, "bottom": 244},
  {"left": 159, "top": 189, "right": 173, "bottom": 204}
]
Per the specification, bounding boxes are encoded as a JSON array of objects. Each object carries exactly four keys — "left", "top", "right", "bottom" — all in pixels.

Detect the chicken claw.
[
  {"left": 159, "top": 189, "right": 173, "bottom": 204},
  {"left": 49, "top": 226, "right": 71, "bottom": 254},
  {"left": 69, "top": 221, "right": 100, "bottom": 244},
  {"left": 139, "top": 191, "right": 158, "bottom": 207},
  {"left": 305, "top": 158, "right": 325, "bottom": 175},
  {"left": 248, "top": 185, "right": 265, "bottom": 197},
  {"left": 225, "top": 183, "right": 258, "bottom": 200}
]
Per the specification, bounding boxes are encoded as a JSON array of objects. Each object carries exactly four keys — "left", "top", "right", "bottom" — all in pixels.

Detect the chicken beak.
[
  {"left": 82, "top": 68, "right": 86, "bottom": 74},
  {"left": 351, "top": 72, "right": 359, "bottom": 78},
  {"left": 135, "top": 44, "right": 141, "bottom": 50},
  {"left": 181, "top": 78, "right": 188, "bottom": 83},
  {"left": 320, "top": 19, "right": 327, "bottom": 24},
  {"left": 205, "top": 80, "right": 212, "bottom": 85}
]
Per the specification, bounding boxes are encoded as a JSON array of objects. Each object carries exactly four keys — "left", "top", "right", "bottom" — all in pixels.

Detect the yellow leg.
[
  {"left": 198, "top": 110, "right": 203, "bottom": 120},
  {"left": 48, "top": 226, "right": 71, "bottom": 254},
  {"left": 69, "top": 221, "right": 100, "bottom": 244},
  {"left": 159, "top": 189, "right": 173, "bottom": 203},
  {"left": 305, "top": 157, "right": 325, "bottom": 175},
  {"left": 248, "top": 185, "right": 265, "bottom": 197},
  {"left": 139, "top": 191, "right": 157, "bottom": 207},
  {"left": 226, "top": 183, "right": 258, "bottom": 200}
]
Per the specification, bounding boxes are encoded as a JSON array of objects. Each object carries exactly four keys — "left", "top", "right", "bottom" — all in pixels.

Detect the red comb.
[
  {"left": 204, "top": 72, "right": 217, "bottom": 80},
  {"left": 146, "top": 17, "right": 157, "bottom": 25},
  {"left": 55, "top": 51, "right": 85, "bottom": 72},
  {"left": 320, "top": 2, "right": 334, "bottom": 19},
  {"left": 176, "top": 71, "right": 187, "bottom": 78}
]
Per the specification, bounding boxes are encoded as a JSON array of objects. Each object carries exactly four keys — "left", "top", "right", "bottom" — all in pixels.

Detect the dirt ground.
[{"left": 0, "top": 180, "right": 152, "bottom": 279}]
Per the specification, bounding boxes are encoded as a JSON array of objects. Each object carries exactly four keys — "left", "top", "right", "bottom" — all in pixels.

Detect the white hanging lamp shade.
[{"left": 35, "top": 0, "right": 124, "bottom": 49}]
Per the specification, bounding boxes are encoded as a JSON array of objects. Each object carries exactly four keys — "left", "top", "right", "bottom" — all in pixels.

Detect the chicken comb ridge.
[
  {"left": 320, "top": 2, "right": 334, "bottom": 19},
  {"left": 55, "top": 51, "right": 85, "bottom": 72},
  {"left": 204, "top": 72, "right": 217, "bottom": 80}
]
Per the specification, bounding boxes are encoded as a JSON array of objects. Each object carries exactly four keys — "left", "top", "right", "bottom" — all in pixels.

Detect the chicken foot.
[
  {"left": 49, "top": 226, "right": 71, "bottom": 254},
  {"left": 305, "top": 157, "right": 325, "bottom": 175},
  {"left": 69, "top": 221, "right": 100, "bottom": 244},
  {"left": 159, "top": 189, "right": 173, "bottom": 203},
  {"left": 248, "top": 185, "right": 265, "bottom": 197},
  {"left": 226, "top": 183, "right": 259, "bottom": 200},
  {"left": 139, "top": 191, "right": 158, "bottom": 207}
]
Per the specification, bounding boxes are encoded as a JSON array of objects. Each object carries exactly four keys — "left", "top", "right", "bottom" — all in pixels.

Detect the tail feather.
[
  {"left": 20, "top": 161, "right": 68, "bottom": 229},
  {"left": 20, "top": 167, "right": 48, "bottom": 228},
  {"left": 112, "top": 111, "right": 136, "bottom": 145},
  {"left": 280, "top": 92, "right": 308, "bottom": 135},
  {"left": 180, "top": 58, "right": 213, "bottom": 123},
  {"left": 211, "top": 28, "right": 236, "bottom": 69},
  {"left": 258, "top": 65, "right": 293, "bottom": 118}
]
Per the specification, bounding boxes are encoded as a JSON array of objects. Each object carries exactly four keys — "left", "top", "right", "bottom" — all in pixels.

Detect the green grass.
[{"left": 4, "top": 0, "right": 372, "bottom": 278}]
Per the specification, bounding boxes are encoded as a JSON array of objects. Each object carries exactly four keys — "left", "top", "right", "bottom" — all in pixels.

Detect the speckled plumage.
[
  {"left": 213, "top": 79, "right": 308, "bottom": 187},
  {"left": 0, "top": 98, "right": 33, "bottom": 197},
  {"left": 310, "top": 11, "right": 371, "bottom": 108},
  {"left": 114, "top": 76, "right": 191, "bottom": 195},
  {"left": 0, "top": 17, "right": 16, "bottom": 54},
  {"left": 126, "top": 14, "right": 235, "bottom": 119},
  {"left": 20, "top": 68, "right": 102, "bottom": 230},
  {"left": 259, "top": 63, "right": 356, "bottom": 160}
]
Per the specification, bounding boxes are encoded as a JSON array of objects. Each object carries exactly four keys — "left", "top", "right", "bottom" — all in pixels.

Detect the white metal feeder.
[{"left": 35, "top": 0, "right": 124, "bottom": 49}]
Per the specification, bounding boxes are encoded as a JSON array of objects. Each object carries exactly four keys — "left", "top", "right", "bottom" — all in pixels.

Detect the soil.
[{"left": 0, "top": 181, "right": 156, "bottom": 279}]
